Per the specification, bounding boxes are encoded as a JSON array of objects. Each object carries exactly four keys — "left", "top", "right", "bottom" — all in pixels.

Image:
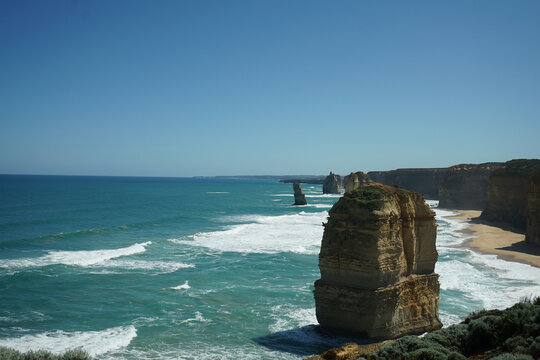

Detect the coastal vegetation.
[
  {"left": 312, "top": 298, "right": 540, "bottom": 360},
  {"left": 0, "top": 347, "right": 90, "bottom": 360},
  {"left": 365, "top": 298, "right": 540, "bottom": 359}
]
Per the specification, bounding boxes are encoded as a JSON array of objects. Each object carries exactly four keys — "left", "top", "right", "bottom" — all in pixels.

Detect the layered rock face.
[
  {"left": 293, "top": 182, "right": 307, "bottom": 206},
  {"left": 344, "top": 171, "right": 371, "bottom": 193},
  {"left": 314, "top": 184, "right": 442, "bottom": 339},
  {"left": 481, "top": 159, "right": 540, "bottom": 231},
  {"left": 323, "top": 172, "right": 343, "bottom": 194},
  {"left": 526, "top": 170, "right": 540, "bottom": 245},
  {"left": 367, "top": 168, "right": 446, "bottom": 199},
  {"left": 438, "top": 163, "right": 502, "bottom": 209}
]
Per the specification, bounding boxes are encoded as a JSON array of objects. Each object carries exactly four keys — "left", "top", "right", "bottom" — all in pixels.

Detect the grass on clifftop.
[
  {"left": 358, "top": 297, "right": 540, "bottom": 360},
  {"left": 345, "top": 185, "right": 416, "bottom": 209}
]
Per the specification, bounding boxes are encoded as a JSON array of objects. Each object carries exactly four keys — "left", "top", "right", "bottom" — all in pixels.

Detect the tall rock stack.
[
  {"left": 344, "top": 172, "right": 360, "bottom": 193},
  {"left": 314, "top": 183, "right": 442, "bottom": 339},
  {"left": 344, "top": 171, "right": 371, "bottom": 193},
  {"left": 323, "top": 172, "right": 342, "bottom": 194},
  {"left": 526, "top": 170, "right": 540, "bottom": 246},
  {"left": 293, "top": 182, "right": 307, "bottom": 206}
]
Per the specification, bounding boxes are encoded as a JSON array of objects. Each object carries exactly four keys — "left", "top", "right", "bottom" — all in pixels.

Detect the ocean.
[{"left": 1, "top": 175, "right": 539, "bottom": 359}]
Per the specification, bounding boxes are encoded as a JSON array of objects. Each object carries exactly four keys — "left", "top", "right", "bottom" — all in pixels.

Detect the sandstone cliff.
[
  {"left": 481, "top": 159, "right": 540, "bottom": 232},
  {"left": 438, "top": 162, "right": 502, "bottom": 210},
  {"left": 314, "top": 184, "right": 442, "bottom": 339},
  {"left": 526, "top": 169, "right": 540, "bottom": 246},
  {"left": 367, "top": 168, "right": 445, "bottom": 199},
  {"left": 323, "top": 172, "right": 343, "bottom": 194},
  {"left": 293, "top": 182, "right": 307, "bottom": 206},
  {"left": 344, "top": 172, "right": 371, "bottom": 193}
]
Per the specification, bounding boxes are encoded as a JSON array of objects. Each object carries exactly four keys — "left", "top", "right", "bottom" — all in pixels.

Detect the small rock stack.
[
  {"left": 323, "top": 172, "right": 342, "bottom": 194},
  {"left": 293, "top": 182, "right": 307, "bottom": 206}
]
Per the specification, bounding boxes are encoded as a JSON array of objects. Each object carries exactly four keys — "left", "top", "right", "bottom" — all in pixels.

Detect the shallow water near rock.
[{"left": 1, "top": 176, "right": 539, "bottom": 359}]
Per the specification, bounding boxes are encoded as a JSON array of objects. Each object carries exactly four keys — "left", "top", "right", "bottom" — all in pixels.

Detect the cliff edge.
[
  {"left": 314, "top": 183, "right": 442, "bottom": 339},
  {"left": 438, "top": 162, "right": 502, "bottom": 210},
  {"left": 481, "top": 159, "right": 540, "bottom": 233}
]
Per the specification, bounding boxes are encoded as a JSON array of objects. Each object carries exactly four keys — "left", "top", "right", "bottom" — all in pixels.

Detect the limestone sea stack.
[
  {"left": 314, "top": 183, "right": 442, "bottom": 339},
  {"left": 323, "top": 172, "right": 342, "bottom": 194},
  {"left": 293, "top": 182, "right": 307, "bottom": 206},
  {"left": 344, "top": 171, "right": 371, "bottom": 193}
]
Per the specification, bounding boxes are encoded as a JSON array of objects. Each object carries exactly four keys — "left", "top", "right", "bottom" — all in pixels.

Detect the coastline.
[{"left": 442, "top": 209, "right": 540, "bottom": 269}]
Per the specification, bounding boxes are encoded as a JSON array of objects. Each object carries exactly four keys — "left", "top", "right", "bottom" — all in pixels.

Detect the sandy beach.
[{"left": 444, "top": 209, "right": 540, "bottom": 268}]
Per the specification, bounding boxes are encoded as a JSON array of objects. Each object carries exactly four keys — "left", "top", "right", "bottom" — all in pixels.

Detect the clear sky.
[{"left": 1, "top": 0, "right": 539, "bottom": 177}]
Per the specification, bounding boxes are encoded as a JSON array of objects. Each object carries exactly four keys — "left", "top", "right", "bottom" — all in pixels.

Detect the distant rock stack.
[
  {"left": 438, "top": 162, "right": 502, "bottom": 210},
  {"left": 526, "top": 169, "right": 540, "bottom": 246},
  {"left": 344, "top": 171, "right": 371, "bottom": 193},
  {"left": 314, "top": 183, "right": 442, "bottom": 339},
  {"left": 322, "top": 172, "right": 342, "bottom": 194},
  {"left": 293, "top": 182, "right": 307, "bottom": 206}
]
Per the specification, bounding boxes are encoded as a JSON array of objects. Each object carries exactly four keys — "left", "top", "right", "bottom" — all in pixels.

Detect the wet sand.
[{"left": 443, "top": 209, "right": 540, "bottom": 268}]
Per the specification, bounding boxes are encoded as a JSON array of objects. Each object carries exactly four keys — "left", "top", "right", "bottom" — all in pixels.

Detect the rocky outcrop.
[
  {"left": 367, "top": 168, "right": 446, "bottom": 199},
  {"left": 293, "top": 182, "right": 307, "bottom": 206},
  {"left": 481, "top": 159, "right": 540, "bottom": 231},
  {"left": 344, "top": 171, "right": 371, "bottom": 193},
  {"left": 438, "top": 162, "right": 502, "bottom": 209},
  {"left": 314, "top": 184, "right": 442, "bottom": 339},
  {"left": 526, "top": 169, "right": 540, "bottom": 245},
  {"left": 323, "top": 172, "right": 343, "bottom": 194}
]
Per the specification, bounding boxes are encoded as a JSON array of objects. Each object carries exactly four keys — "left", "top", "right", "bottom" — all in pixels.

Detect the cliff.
[
  {"left": 367, "top": 168, "right": 446, "bottom": 199},
  {"left": 438, "top": 162, "right": 502, "bottom": 209},
  {"left": 526, "top": 169, "right": 540, "bottom": 246},
  {"left": 293, "top": 182, "right": 307, "bottom": 206},
  {"left": 344, "top": 171, "right": 371, "bottom": 193},
  {"left": 481, "top": 159, "right": 540, "bottom": 232},
  {"left": 314, "top": 184, "right": 442, "bottom": 339},
  {"left": 322, "top": 172, "right": 343, "bottom": 194}
]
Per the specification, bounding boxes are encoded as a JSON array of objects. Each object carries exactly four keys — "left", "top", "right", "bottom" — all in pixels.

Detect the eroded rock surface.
[
  {"left": 438, "top": 162, "right": 502, "bottom": 209},
  {"left": 314, "top": 184, "right": 442, "bottom": 339},
  {"left": 344, "top": 171, "right": 371, "bottom": 193},
  {"left": 481, "top": 159, "right": 540, "bottom": 231},
  {"left": 526, "top": 170, "right": 540, "bottom": 246},
  {"left": 323, "top": 172, "right": 343, "bottom": 194},
  {"left": 293, "top": 182, "right": 307, "bottom": 206},
  {"left": 367, "top": 168, "right": 445, "bottom": 199}
]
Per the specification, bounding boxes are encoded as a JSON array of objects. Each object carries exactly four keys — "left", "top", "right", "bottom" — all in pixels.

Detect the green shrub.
[
  {"left": 0, "top": 346, "right": 22, "bottom": 360},
  {"left": 0, "top": 347, "right": 91, "bottom": 360},
  {"left": 489, "top": 354, "right": 534, "bottom": 360},
  {"left": 365, "top": 300, "right": 540, "bottom": 360},
  {"left": 405, "top": 347, "right": 447, "bottom": 360}
]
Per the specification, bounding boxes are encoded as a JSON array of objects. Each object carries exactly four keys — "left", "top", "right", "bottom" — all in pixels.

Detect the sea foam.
[
  {"left": 0, "top": 325, "right": 137, "bottom": 356},
  {"left": 171, "top": 281, "right": 191, "bottom": 290},
  {"left": 434, "top": 207, "right": 540, "bottom": 323},
  {"left": 0, "top": 242, "right": 152, "bottom": 269},
  {"left": 171, "top": 211, "right": 327, "bottom": 254}
]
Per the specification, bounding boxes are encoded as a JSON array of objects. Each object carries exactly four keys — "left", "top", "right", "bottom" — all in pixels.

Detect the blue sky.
[{"left": 1, "top": 0, "right": 539, "bottom": 176}]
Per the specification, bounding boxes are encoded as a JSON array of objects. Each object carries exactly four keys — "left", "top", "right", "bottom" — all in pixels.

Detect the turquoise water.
[{"left": 1, "top": 175, "right": 539, "bottom": 359}]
